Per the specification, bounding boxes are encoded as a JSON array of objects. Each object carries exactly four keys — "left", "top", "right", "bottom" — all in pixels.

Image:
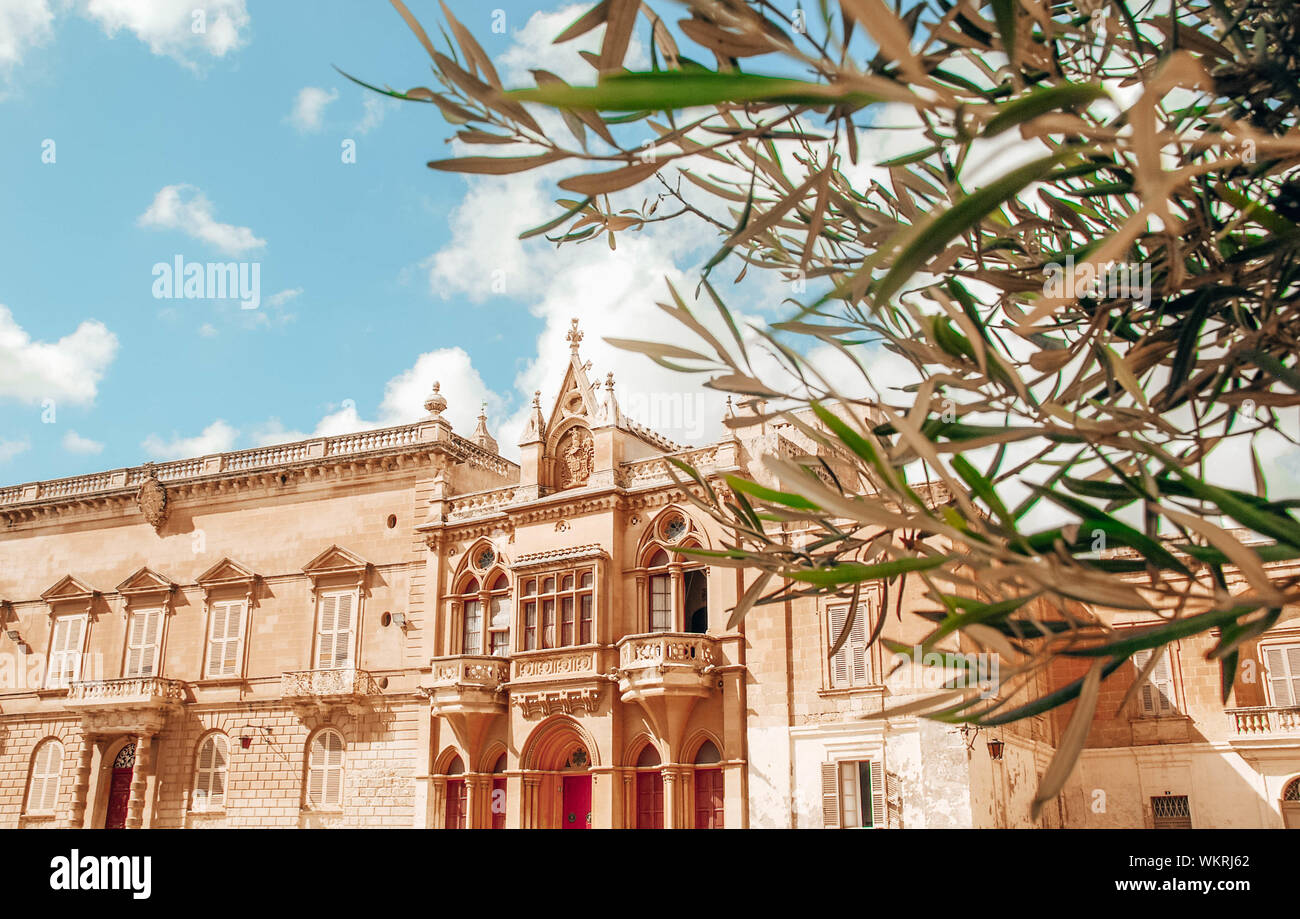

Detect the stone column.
[
  {"left": 522, "top": 775, "right": 542, "bottom": 829},
  {"left": 622, "top": 771, "right": 635, "bottom": 829},
  {"left": 125, "top": 734, "right": 152, "bottom": 830},
  {"left": 67, "top": 734, "right": 97, "bottom": 829},
  {"left": 466, "top": 774, "right": 490, "bottom": 828},
  {"left": 430, "top": 777, "right": 447, "bottom": 829},
  {"left": 662, "top": 766, "right": 682, "bottom": 829}
]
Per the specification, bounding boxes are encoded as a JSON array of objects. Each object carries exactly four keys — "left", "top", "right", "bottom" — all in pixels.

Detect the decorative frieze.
[{"left": 511, "top": 687, "right": 603, "bottom": 719}]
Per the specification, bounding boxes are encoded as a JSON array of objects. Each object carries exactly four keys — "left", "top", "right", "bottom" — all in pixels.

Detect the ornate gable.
[
  {"left": 196, "top": 557, "right": 258, "bottom": 589},
  {"left": 302, "top": 545, "right": 371, "bottom": 581},
  {"left": 40, "top": 574, "right": 99, "bottom": 604},
  {"left": 115, "top": 566, "right": 177, "bottom": 597}
]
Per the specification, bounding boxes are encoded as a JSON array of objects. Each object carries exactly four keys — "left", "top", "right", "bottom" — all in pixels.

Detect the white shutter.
[
  {"left": 206, "top": 601, "right": 245, "bottom": 678},
  {"left": 48, "top": 616, "right": 84, "bottom": 687},
  {"left": 850, "top": 604, "right": 869, "bottom": 684},
  {"left": 1134, "top": 648, "right": 1176, "bottom": 715},
  {"left": 125, "top": 608, "right": 161, "bottom": 677},
  {"left": 27, "top": 740, "right": 63, "bottom": 813},
  {"left": 194, "top": 734, "right": 229, "bottom": 810},
  {"left": 868, "top": 760, "right": 886, "bottom": 828},
  {"left": 886, "top": 770, "right": 903, "bottom": 829},
  {"left": 828, "top": 606, "right": 848, "bottom": 687},
  {"left": 821, "top": 762, "right": 840, "bottom": 828},
  {"left": 307, "top": 730, "right": 345, "bottom": 808},
  {"left": 1264, "top": 645, "right": 1300, "bottom": 707},
  {"left": 334, "top": 593, "right": 354, "bottom": 667},
  {"left": 316, "top": 594, "right": 338, "bottom": 669}
]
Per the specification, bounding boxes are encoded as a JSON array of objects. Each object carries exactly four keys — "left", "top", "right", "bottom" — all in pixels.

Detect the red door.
[
  {"left": 694, "top": 768, "right": 724, "bottom": 828},
  {"left": 445, "top": 779, "right": 467, "bottom": 829},
  {"left": 104, "top": 767, "right": 132, "bottom": 829},
  {"left": 491, "top": 777, "right": 507, "bottom": 829},
  {"left": 561, "top": 775, "right": 591, "bottom": 829},
  {"left": 636, "top": 771, "right": 664, "bottom": 828}
]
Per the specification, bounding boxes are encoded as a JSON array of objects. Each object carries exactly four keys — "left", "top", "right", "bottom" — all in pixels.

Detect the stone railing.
[
  {"left": 619, "top": 446, "right": 722, "bottom": 489},
  {"left": 281, "top": 668, "right": 381, "bottom": 700},
  {"left": 0, "top": 420, "right": 523, "bottom": 508},
  {"left": 1226, "top": 706, "right": 1300, "bottom": 736},
  {"left": 618, "top": 632, "right": 719, "bottom": 671},
  {"left": 446, "top": 487, "right": 518, "bottom": 521},
  {"left": 512, "top": 648, "right": 602, "bottom": 682},
  {"left": 428, "top": 655, "right": 510, "bottom": 688},
  {"left": 66, "top": 676, "right": 188, "bottom": 707}
]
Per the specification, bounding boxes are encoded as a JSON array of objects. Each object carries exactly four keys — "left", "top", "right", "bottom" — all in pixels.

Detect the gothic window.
[
  {"left": 458, "top": 573, "right": 512, "bottom": 656},
  {"left": 491, "top": 753, "right": 508, "bottom": 830},
  {"left": 520, "top": 567, "right": 594, "bottom": 650},
  {"left": 26, "top": 739, "right": 64, "bottom": 815},
  {"left": 445, "top": 755, "right": 467, "bottom": 829},
  {"left": 193, "top": 733, "right": 230, "bottom": 812},
  {"left": 642, "top": 544, "right": 708, "bottom": 634},
  {"left": 305, "top": 729, "right": 345, "bottom": 810},
  {"left": 1283, "top": 777, "right": 1300, "bottom": 802}
]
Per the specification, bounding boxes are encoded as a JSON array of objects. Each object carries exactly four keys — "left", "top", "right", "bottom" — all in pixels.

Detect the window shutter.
[
  {"left": 1264, "top": 645, "right": 1300, "bottom": 707},
  {"left": 223, "top": 601, "right": 244, "bottom": 676},
  {"left": 195, "top": 736, "right": 214, "bottom": 804},
  {"left": 850, "top": 603, "right": 869, "bottom": 684},
  {"left": 886, "top": 770, "right": 903, "bottom": 829},
  {"left": 206, "top": 603, "right": 228, "bottom": 677},
  {"left": 125, "top": 610, "right": 146, "bottom": 676},
  {"left": 317, "top": 594, "right": 338, "bottom": 669},
  {"left": 1288, "top": 645, "right": 1300, "bottom": 705},
  {"left": 821, "top": 762, "right": 841, "bottom": 828},
  {"left": 869, "top": 760, "right": 886, "bottom": 828},
  {"left": 1152, "top": 650, "right": 1174, "bottom": 713},
  {"left": 828, "top": 606, "right": 848, "bottom": 687},
  {"left": 28, "top": 740, "right": 63, "bottom": 813},
  {"left": 307, "top": 731, "right": 345, "bottom": 808},
  {"left": 334, "top": 593, "right": 355, "bottom": 667},
  {"left": 126, "top": 608, "right": 162, "bottom": 677}
]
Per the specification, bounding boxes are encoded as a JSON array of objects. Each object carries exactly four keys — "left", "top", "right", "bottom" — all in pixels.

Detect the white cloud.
[
  {"left": 0, "top": 305, "right": 118, "bottom": 406},
  {"left": 81, "top": 0, "right": 249, "bottom": 64},
  {"left": 198, "top": 322, "right": 217, "bottom": 337},
  {"left": 62, "top": 430, "right": 103, "bottom": 454},
  {"left": 355, "top": 95, "right": 397, "bottom": 135},
  {"left": 267, "top": 287, "right": 302, "bottom": 307},
  {"left": 498, "top": 4, "right": 645, "bottom": 86},
  {"left": 141, "top": 419, "right": 238, "bottom": 459},
  {"left": 0, "top": 0, "right": 53, "bottom": 72},
  {"left": 0, "top": 437, "right": 30, "bottom": 464},
  {"left": 288, "top": 86, "right": 338, "bottom": 133},
  {"left": 137, "top": 184, "right": 265, "bottom": 256}
]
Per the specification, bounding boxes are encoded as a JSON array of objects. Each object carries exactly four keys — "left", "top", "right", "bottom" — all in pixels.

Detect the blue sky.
[{"left": 2, "top": 0, "right": 793, "bottom": 486}]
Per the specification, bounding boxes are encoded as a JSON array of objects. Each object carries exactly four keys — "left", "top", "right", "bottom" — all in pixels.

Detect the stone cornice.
[{"left": 0, "top": 421, "right": 518, "bottom": 527}]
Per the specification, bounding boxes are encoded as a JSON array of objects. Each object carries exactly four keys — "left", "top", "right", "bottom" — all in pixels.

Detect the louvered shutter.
[
  {"left": 886, "top": 770, "right": 904, "bottom": 829},
  {"left": 307, "top": 730, "right": 345, "bottom": 808},
  {"left": 195, "top": 735, "right": 215, "bottom": 805},
  {"left": 206, "top": 603, "right": 228, "bottom": 677},
  {"left": 208, "top": 735, "right": 228, "bottom": 807},
  {"left": 821, "top": 762, "right": 840, "bottom": 828},
  {"left": 126, "top": 608, "right": 161, "bottom": 677},
  {"left": 221, "top": 602, "right": 244, "bottom": 675},
  {"left": 49, "top": 616, "right": 84, "bottom": 686},
  {"left": 868, "top": 760, "right": 886, "bottom": 828},
  {"left": 1264, "top": 645, "right": 1300, "bottom": 706},
  {"left": 828, "top": 606, "right": 848, "bottom": 687},
  {"left": 333, "top": 593, "right": 354, "bottom": 667},
  {"left": 27, "top": 740, "right": 64, "bottom": 813},
  {"left": 316, "top": 594, "right": 338, "bottom": 669},
  {"left": 306, "top": 737, "right": 325, "bottom": 805},
  {"left": 850, "top": 604, "right": 869, "bottom": 684},
  {"left": 1134, "top": 648, "right": 1175, "bottom": 715}
]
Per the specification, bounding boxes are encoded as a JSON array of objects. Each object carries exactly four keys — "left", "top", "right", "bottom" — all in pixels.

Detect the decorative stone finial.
[
  {"left": 424, "top": 381, "right": 448, "bottom": 418},
  {"left": 532, "top": 390, "right": 541, "bottom": 408},
  {"left": 566, "top": 318, "right": 583, "bottom": 354},
  {"left": 473, "top": 401, "right": 499, "bottom": 453},
  {"left": 605, "top": 371, "right": 615, "bottom": 392}
]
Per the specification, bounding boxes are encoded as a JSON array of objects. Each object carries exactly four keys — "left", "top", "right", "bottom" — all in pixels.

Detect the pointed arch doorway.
[{"left": 104, "top": 743, "right": 135, "bottom": 829}]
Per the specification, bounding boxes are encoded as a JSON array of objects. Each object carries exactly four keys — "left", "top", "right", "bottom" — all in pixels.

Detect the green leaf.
[
  {"left": 983, "top": 84, "right": 1109, "bottom": 137},
  {"left": 785, "top": 555, "right": 946, "bottom": 587}
]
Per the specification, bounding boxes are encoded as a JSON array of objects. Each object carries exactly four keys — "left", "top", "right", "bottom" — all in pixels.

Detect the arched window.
[
  {"left": 193, "top": 733, "right": 230, "bottom": 812},
  {"left": 305, "top": 729, "right": 345, "bottom": 810},
  {"left": 26, "top": 739, "right": 64, "bottom": 815},
  {"left": 642, "top": 546, "right": 708, "bottom": 633},
  {"left": 491, "top": 753, "right": 508, "bottom": 830},
  {"left": 1286, "top": 777, "right": 1300, "bottom": 801},
  {"left": 458, "top": 573, "right": 512, "bottom": 656},
  {"left": 647, "top": 549, "right": 673, "bottom": 632},
  {"left": 445, "top": 755, "right": 467, "bottom": 829},
  {"left": 634, "top": 743, "right": 664, "bottom": 829},
  {"left": 693, "top": 740, "right": 724, "bottom": 829}
]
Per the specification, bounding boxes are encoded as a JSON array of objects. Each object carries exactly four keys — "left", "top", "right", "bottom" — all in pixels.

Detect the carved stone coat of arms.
[
  {"left": 556, "top": 427, "right": 595, "bottom": 490},
  {"left": 137, "top": 467, "right": 169, "bottom": 534}
]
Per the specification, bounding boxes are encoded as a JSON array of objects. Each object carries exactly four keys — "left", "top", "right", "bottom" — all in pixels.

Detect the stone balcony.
[
  {"left": 1226, "top": 705, "right": 1300, "bottom": 739},
  {"left": 65, "top": 676, "right": 188, "bottom": 734},
  {"left": 423, "top": 655, "right": 510, "bottom": 716},
  {"left": 615, "top": 633, "right": 721, "bottom": 703},
  {"left": 281, "top": 668, "right": 382, "bottom": 715}
]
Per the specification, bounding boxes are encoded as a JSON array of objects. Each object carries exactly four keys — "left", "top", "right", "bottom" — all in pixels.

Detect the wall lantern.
[
  {"left": 240, "top": 735, "right": 253, "bottom": 750},
  {"left": 987, "top": 738, "right": 1005, "bottom": 761}
]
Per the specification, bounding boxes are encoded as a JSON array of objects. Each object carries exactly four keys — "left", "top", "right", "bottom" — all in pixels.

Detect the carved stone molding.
[
  {"left": 136, "top": 466, "right": 169, "bottom": 534},
  {"left": 511, "top": 686, "right": 603, "bottom": 720}
]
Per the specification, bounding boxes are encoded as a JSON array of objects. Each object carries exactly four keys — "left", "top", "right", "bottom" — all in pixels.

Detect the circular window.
[
  {"left": 387, "top": 514, "right": 397, "bottom": 529},
  {"left": 475, "top": 547, "right": 496, "bottom": 570},
  {"left": 381, "top": 612, "right": 392, "bottom": 627},
  {"left": 661, "top": 514, "right": 688, "bottom": 543}
]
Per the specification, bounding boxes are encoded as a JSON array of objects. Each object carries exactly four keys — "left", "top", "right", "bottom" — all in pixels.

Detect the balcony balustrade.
[
  {"left": 615, "top": 632, "right": 720, "bottom": 702},
  {"left": 281, "top": 668, "right": 381, "bottom": 714},
  {"left": 65, "top": 676, "right": 188, "bottom": 734},
  {"left": 1226, "top": 705, "right": 1300, "bottom": 737},
  {"left": 423, "top": 655, "right": 510, "bottom": 716}
]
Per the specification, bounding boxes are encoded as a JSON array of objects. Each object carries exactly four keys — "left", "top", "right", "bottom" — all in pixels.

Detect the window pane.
[
  {"left": 650, "top": 574, "right": 672, "bottom": 631},
  {"left": 561, "top": 597, "right": 575, "bottom": 646},
  {"left": 543, "top": 577, "right": 555, "bottom": 594},
  {"left": 542, "top": 599, "right": 555, "bottom": 648},
  {"left": 839, "top": 762, "right": 860, "bottom": 828},
  {"left": 581, "top": 570, "right": 593, "bottom": 588},
  {"left": 524, "top": 602, "right": 536, "bottom": 651},
  {"left": 463, "top": 600, "right": 482, "bottom": 656},
  {"left": 579, "top": 595, "right": 593, "bottom": 644}
]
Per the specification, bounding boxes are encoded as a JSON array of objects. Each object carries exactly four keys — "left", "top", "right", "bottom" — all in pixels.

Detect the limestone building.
[{"left": 0, "top": 322, "right": 1295, "bottom": 828}]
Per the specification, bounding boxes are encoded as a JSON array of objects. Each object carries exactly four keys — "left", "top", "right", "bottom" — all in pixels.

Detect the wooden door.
[
  {"left": 561, "top": 775, "right": 591, "bottom": 829},
  {"left": 636, "top": 771, "right": 664, "bottom": 828},
  {"left": 694, "top": 768, "right": 724, "bottom": 828}
]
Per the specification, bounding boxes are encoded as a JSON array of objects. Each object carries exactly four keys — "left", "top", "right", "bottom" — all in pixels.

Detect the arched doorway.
[
  {"left": 693, "top": 740, "right": 724, "bottom": 829},
  {"left": 522, "top": 718, "right": 598, "bottom": 829},
  {"left": 560, "top": 747, "right": 592, "bottom": 830},
  {"left": 490, "top": 753, "right": 508, "bottom": 830},
  {"left": 1283, "top": 777, "right": 1300, "bottom": 829},
  {"left": 634, "top": 743, "right": 664, "bottom": 829},
  {"left": 444, "top": 755, "right": 467, "bottom": 830},
  {"left": 104, "top": 743, "right": 135, "bottom": 829}
]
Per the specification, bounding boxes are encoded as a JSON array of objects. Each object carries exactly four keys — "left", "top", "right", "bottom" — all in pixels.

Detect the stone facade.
[{"left": 0, "top": 322, "right": 1296, "bottom": 829}]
